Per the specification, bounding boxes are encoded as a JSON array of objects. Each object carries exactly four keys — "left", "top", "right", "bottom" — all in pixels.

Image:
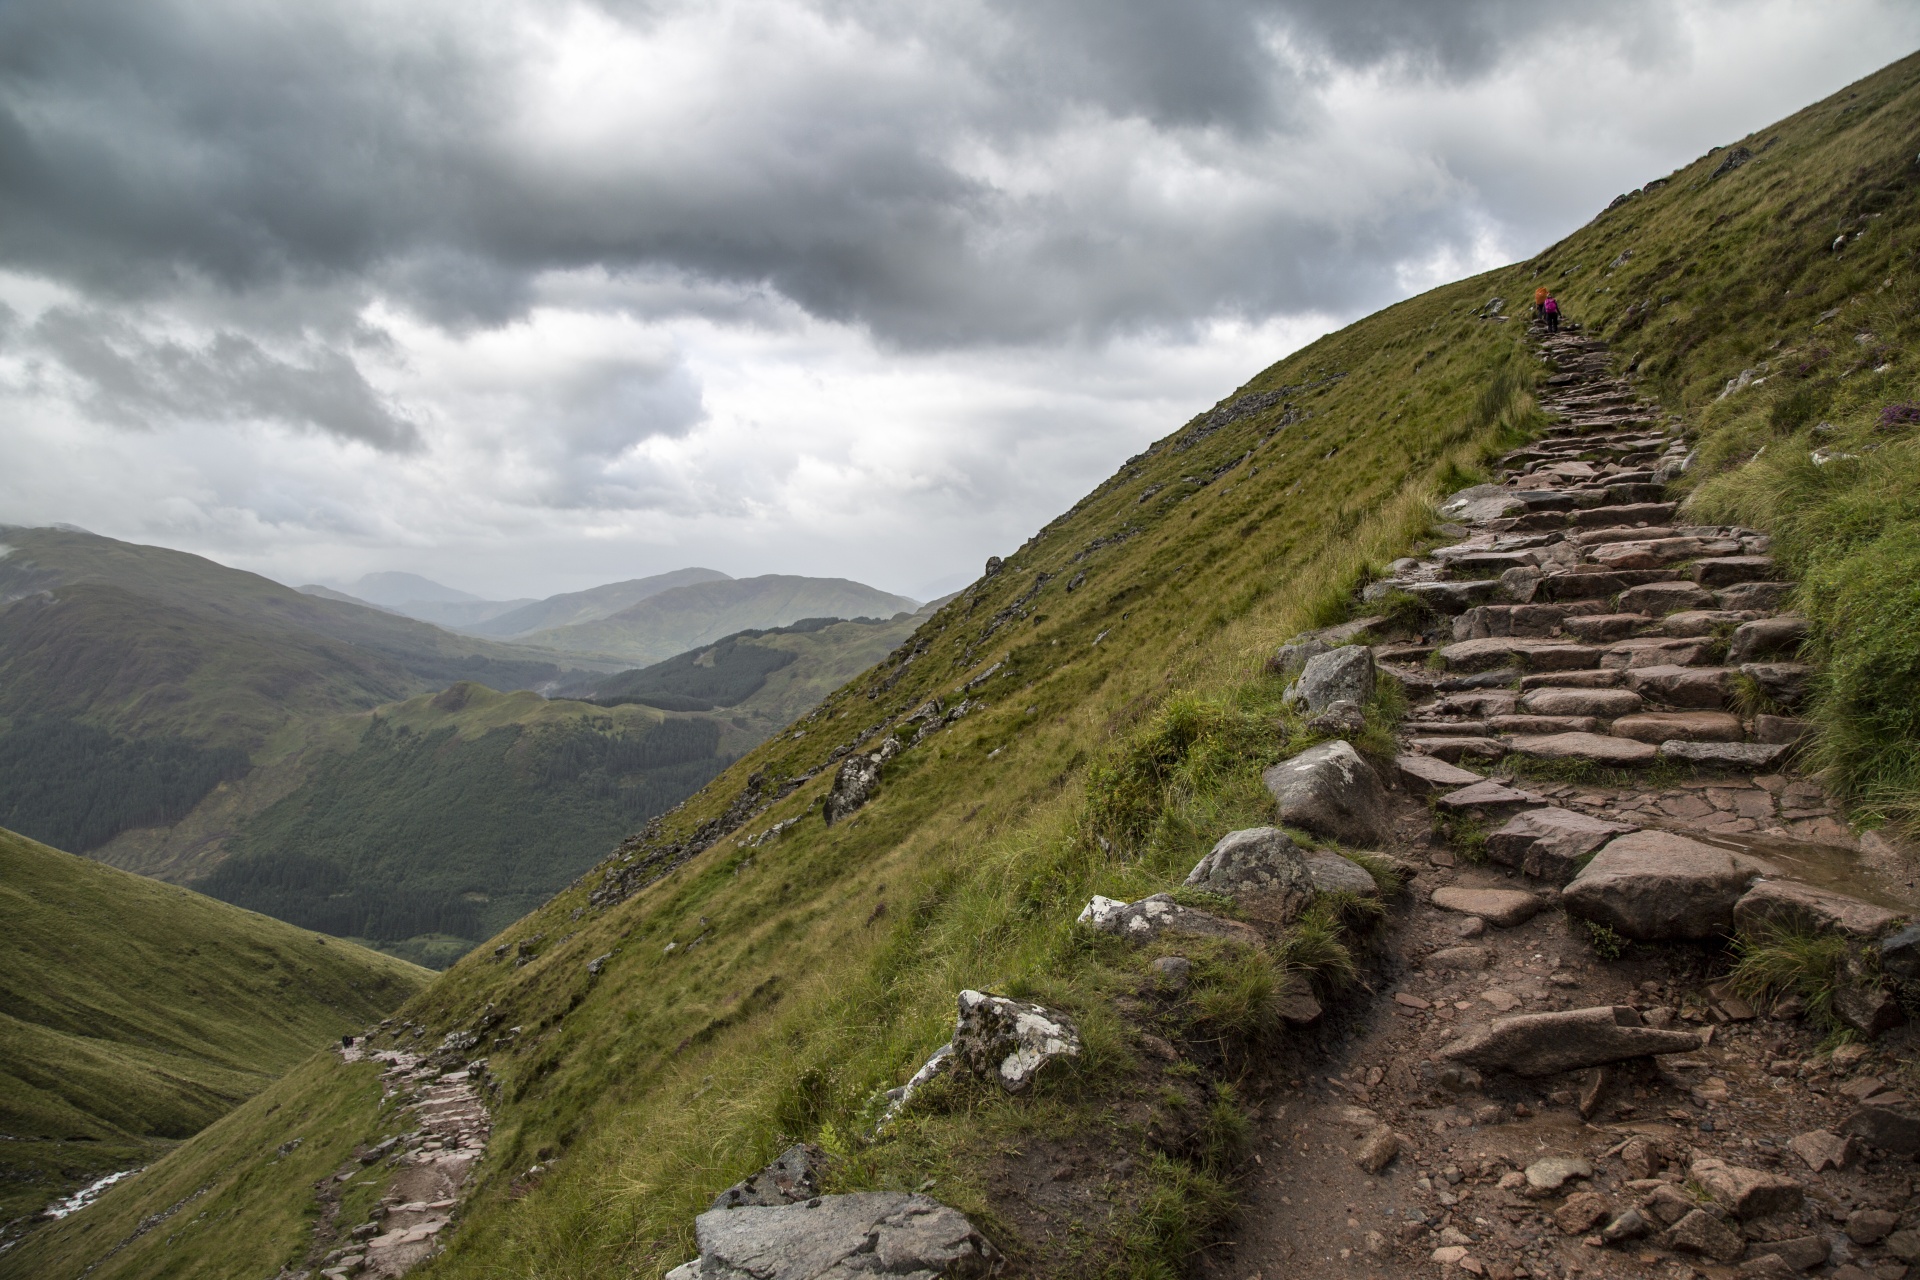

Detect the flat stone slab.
[
  {"left": 689, "top": 1193, "right": 1001, "bottom": 1280},
  {"left": 1610, "top": 711, "right": 1744, "bottom": 743},
  {"left": 1734, "top": 880, "right": 1907, "bottom": 940},
  {"left": 1520, "top": 686, "right": 1644, "bottom": 717},
  {"left": 1395, "top": 753, "right": 1483, "bottom": 795},
  {"left": 1563, "top": 830, "right": 1759, "bottom": 940},
  {"left": 1617, "top": 582, "right": 1716, "bottom": 615},
  {"left": 1439, "top": 1005, "right": 1701, "bottom": 1076},
  {"left": 1693, "top": 555, "right": 1775, "bottom": 587},
  {"left": 1430, "top": 887, "right": 1542, "bottom": 927},
  {"left": 1660, "top": 740, "right": 1791, "bottom": 769},
  {"left": 1485, "top": 806, "right": 1637, "bottom": 883},
  {"left": 1507, "top": 732, "right": 1659, "bottom": 766},
  {"left": 1408, "top": 736, "right": 1511, "bottom": 764},
  {"left": 1436, "top": 638, "right": 1599, "bottom": 673},
  {"left": 1434, "top": 779, "right": 1545, "bottom": 812}
]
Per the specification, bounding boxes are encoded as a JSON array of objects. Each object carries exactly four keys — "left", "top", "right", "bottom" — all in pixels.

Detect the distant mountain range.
[{"left": 0, "top": 523, "right": 925, "bottom": 968}]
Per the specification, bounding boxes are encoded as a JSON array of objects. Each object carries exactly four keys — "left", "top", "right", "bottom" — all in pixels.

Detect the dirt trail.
[{"left": 1220, "top": 330, "right": 1920, "bottom": 1280}]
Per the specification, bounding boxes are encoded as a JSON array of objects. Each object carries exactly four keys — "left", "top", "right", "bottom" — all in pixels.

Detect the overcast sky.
[{"left": 1, "top": 1, "right": 1914, "bottom": 602}]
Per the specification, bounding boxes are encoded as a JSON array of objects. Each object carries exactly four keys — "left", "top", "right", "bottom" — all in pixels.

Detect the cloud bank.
[{"left": 0, "top": 0, "right": 1913, "bottom": 598}]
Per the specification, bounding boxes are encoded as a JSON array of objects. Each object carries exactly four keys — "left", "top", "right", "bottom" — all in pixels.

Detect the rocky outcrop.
[
  {"left": 672, "top": 1193, "right": 1002, "bottom": 1280},
  {"left": 950, "top": 991, "right": 1082, "bottom": 1094},
  {"left": 1562, "top": 831, "right": 1761, "bottom": 940},
  {"left": 1262, "top": 740, "right": 1389, "bottom": 845},
  {"left": 824, "top": 737, "right": 900, "bottom": 826},
  {"left": 711, "top": 1145, "right": 828, "bottom": 1211},
  {"left": 1438, "top": 1005, "right": 1701, "bottom": 1076},
  {"left": 1183, "top": 827, "right": 1314, "bottom": 921},
  {"left": 1078, "top": 894, "right": 1263, "bottom": 946}
]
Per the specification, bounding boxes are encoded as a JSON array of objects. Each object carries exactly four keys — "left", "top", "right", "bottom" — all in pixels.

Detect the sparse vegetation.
[{"left": 1727, "top": 923, "right": 1864, "bottom": 1030}]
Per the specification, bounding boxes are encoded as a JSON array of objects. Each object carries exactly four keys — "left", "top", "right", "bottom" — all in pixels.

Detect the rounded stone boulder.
[
  {"left": 1288, "top": 645, "right": 1376, "bottom": 715},
  {"left": 1262, "top": 740, "right": 1390, "bottom": 845},
  {"left": 1184, "top": 827, "right": 1314, "bottom": 922}
]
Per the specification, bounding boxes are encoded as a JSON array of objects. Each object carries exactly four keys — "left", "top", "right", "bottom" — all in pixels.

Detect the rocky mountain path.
[
  {"left": 295, "top": 1041, "right": 493, "bottom": 1280},
  {"left": 1218, "top": 330, "right": 1920, "bottom": 1280}
]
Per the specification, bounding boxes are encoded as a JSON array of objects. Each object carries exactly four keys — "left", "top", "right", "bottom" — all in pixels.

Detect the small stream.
[{"left": 42, "top": 1166, "right": 143, "bottom": 1219}]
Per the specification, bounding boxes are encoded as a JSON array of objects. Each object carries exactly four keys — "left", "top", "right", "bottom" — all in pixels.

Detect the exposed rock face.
[
  {"left": 951, "top": 991, "right": 1081, "bottom": 1094},
  {"left": 1184, "top": 827, "right": 1313, "bottom": 921},
  {"left": 1289, "top": 645, "right": 1376, "bottom": 715},
  {"left": 1733, "top": 880, "right": 1906, "bottom": 940},
  {"left": 1485, "top": 807, "right": 1636, "bottom": 883},
  {"left": 711, "top": 1145, "right": 829, "bottom": 1210},
  {"left": 824, "top": 737, "right": 900, "bottom": 825},
  {"left": 1563, "top": 831, "right": 1759, "bottom": 940},
  {"left": 1077, "top": 894, "right": 1263, "bottom": 947},
  {"left": 1262, "top": 740, "right": 1389, "bottom": 845},
  {"left": 1437, "top": 1005, "right": 1701, "bottom": 1076},
  {"left": 680, "top": 1193, "right": 1002, "bottom": 1280}
]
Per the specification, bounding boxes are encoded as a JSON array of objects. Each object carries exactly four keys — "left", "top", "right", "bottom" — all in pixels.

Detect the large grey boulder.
[
  {"left": 1562, "top": 831, "right": 1760, "bottom": 940},
  {"left": 1485, "top": 807, "right": 1637, "bottom": 883},
  {"left": 1288, "top": 646, "right": 1376, "bottom": 715},
  {"left": 1438, "top": 1005, "right": 1701, "bottom": 1076},
  {"left": 1077, "top": 894, "right": 1262, "bottom": 947},
  {"left": 684, "top": 1193, "right": 1002, "bottom": 1280},
  {"left": 1262, "top": 741, "right": 1390, "bottom": 845},
  {"left": 1184, "top": 827, "right": 1314, "bottom": 922},
  {"left": 951, "top": 991, "right": 1081, "bottom": 1094}
]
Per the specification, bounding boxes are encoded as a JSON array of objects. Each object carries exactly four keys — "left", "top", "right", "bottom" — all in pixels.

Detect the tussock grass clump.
[
  {"left": 1727, "top": 924, "right": 1863, "bottom": 1030},
  {"left": 1084, "top": 693, "right": 1285, "bottom": 853}
]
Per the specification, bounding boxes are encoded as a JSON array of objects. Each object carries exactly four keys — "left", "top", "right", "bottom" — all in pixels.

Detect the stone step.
[
  {"left": 1519, "top": 686, "right": 1644, "bottom": 717},
  {"left": 1507, "top": 731, "right": 1660, "bottom": 766},
  {"left": 1717, "top": 581, "right": 1794, "bottom": 611},
  {"left": 1442, "top": 550, "right": 1543, "bottom": 578},
  {"left": 1739, "top": 662, "right": 1812, "bottom": 709},
  {"left": 1601, "top": 636, "right": 1718, "bottom": 669},
  {"left": 1585, "top": 536, "right": 1744, "bottom": 569},
  {"left": 1489, "top": 713, "right": 1601, "bottom": 735},
  {"left": 1536, "top": 568, "right": 1686, "bottom": 602},
  {"left": 1519, "top": 669, "right": 1620, "bottom": 691},
  {"left": 1661, "top": 740, "right": 1792, "bottom": 769},
  {"left": 1662, "top": 609, "right": 1761, "bottom": 637},
  {"left": 1693, "top": 555, "right": 1776, "bottom": 587},
  {"left": 1563, "top": 613, "right": 1652, "bottom": 643},
  {"left": 1618, "top": 581, "right": 1717, "bottom": 615},
  {"left": 1728, "top": 616, "right": 1807, "bottom": 663},
  {"left": 1394, "top": 753, "right": 1485, "bottom": 795},
  {"left": 1622, "top": 664, "right": 1736, "bottom": 709},
  {"left": 1435, "top": 638, "right": 1603, "bottom": 673},
  {"left": 1568, "top": 502, "right": 1678, "bottom": 528},
  {"left": 1609, "top": 711, "right": 1746, "bottom": 743}
]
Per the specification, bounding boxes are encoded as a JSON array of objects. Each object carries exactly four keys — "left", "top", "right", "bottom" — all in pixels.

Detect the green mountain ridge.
[
  {"left": 517, "top": 573, "right": 921, "bottom": 664},
  {"left": 0, "top": 825, "right": 428, "bottom": 1239},
  {"left": 18, "top": 53, "right": 1920, "bottom": 1280},
  {"left": 462, "top": 567, "right": 734, "bottom": 638}
]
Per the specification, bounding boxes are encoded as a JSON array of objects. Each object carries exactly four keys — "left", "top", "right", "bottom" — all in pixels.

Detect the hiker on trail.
[
  {"left": 1542, "top": 293, "right": 1561, "bottom": 334},
  {"left": 1533, "top": 285, "right": 1549, "bottom": 319}
]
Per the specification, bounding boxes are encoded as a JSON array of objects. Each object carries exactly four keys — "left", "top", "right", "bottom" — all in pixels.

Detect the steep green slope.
[
  {"left": 22, "top": 52, "right": 1920, "bottom": 1280},
  {"left": 518, "top": 574, "right": 918, "bottom": 663},
  {"left": 0, "top": 827, "right": 428, "bottom": 1237}
]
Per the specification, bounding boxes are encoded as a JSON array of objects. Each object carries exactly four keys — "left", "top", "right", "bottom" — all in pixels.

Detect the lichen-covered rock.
[
  {"left": 1262, "top": 740, "right": 1389, "bottom": 845},
  {"left": 1438, "top": 1005, "right": 1701, "bottom": 1076},
  {"left": 1184, "top": 827, "right": 1313, "bottom": 921},
  {"left": 951, "top": 991, "right": 1081, "bottom": 1094},
  {"left": 712, "top": 1145, "right": 829, "bottom": 1211},
  {"left": 686, "top": 1192, "right": 1002, "bottom": 1280},
  {"left": 824, "top": 738, "right": 902, "bottom": 825},
  {"left": 1288, "top": 645, "right": 1376, "bottom": 715},
  {"left": 1077, "top": 894, "right": 1263, "bottom": 947}
]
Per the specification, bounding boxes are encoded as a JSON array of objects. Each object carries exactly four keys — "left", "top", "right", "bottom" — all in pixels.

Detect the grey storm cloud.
[
  {"left": 0, "top": 0, "right": 1665, "bottom": 347},
  {"left": 25, "top": 305, "right": 418, "bottom": 450}
]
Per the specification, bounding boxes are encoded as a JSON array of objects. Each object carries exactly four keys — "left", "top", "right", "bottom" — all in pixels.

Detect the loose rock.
[
  {"left": 1289, "top": 645, "right": 1377, "bottom": 715},
  {"left": 684, "top": 1192, "right": 1001, "bottom": 1280},
  {"left": 1262, "top": 740, "right": 1390, "bottom": 845},
  {"left": 1183, "top": 827, "right": 1314, "bottom": 922},
  {"left": 1665, "top": 1208, "right": 1747, "bottom": 1263},
  {"left": 1354, "top": 1126, "right": 1400, "bottom": 1173},
  {"left": 1485, "top": 806, "right": 1636, "bottom": 883},
  {"left": 1689, "top": 1158, "right": 1801, "bottom": 1219},
  {"left": 1430, "top": 887, "right": 1542, "bottom": 928},
  {"left": 1438, "top": 1005, "right": 1700, "bottom": 1076}
]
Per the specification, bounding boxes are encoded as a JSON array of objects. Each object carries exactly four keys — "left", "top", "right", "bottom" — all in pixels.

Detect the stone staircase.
[{"left": 1376, "top": 331, "right": 1812, "bottom": 787}]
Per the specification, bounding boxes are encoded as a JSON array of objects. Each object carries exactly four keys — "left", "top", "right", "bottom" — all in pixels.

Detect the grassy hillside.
[
  {"left": 20, "top": 52, "right": 1920, "bottom": 1280},
  {"left": 0, "top": 826, "right": 428, "bottom": 1239},
  {"left": 518, "top": 574, "right": 918, "bottom": 663}
]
